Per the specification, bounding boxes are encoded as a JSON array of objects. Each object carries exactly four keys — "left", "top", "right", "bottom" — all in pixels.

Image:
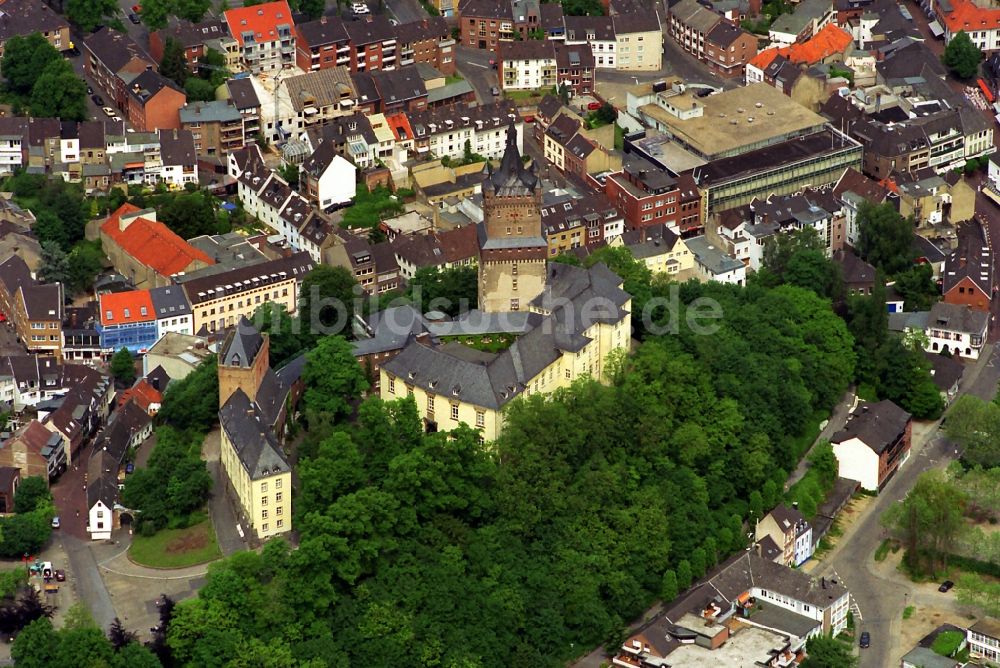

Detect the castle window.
[
  {"left": 388, "top": 377, "right": 395, "bottom": 394},
  {"left": 451, "top": 404, "right": 459, "bottom": 420},
  {"left": 476, "top": 410, "right": 485, "bottom": 427},
  {"left": 511, "top": 298, "right": 519, "bottom": 310}
]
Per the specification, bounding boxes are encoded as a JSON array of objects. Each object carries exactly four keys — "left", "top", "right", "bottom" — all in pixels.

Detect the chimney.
[
  {"left": 422, "top": 18, "right": 428, "bottom": 28},
  {"left": 792, "top": 501, "right": 798, "bottom": 509}
]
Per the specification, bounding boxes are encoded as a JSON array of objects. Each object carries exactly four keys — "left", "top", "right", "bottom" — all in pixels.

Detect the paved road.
[
  {"left": 63, "top": 535, "right": 118, "bottom": 630},
  {"left": 202, "top": 428, "right": 249, "bottom": 556},
  {"left": 816, "top": 343, "right": 1000, "bottom": 668},
  {"left": 385, "top": 0, "right": 426, "bottom": 24},
  {"left": 456, "top": 45, "right": 499, "bottom": 104}
]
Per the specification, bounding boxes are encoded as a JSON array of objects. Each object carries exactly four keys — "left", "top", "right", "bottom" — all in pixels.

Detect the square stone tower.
[{"left": 478, "top": 124, "right": 547, "bottom": 312}]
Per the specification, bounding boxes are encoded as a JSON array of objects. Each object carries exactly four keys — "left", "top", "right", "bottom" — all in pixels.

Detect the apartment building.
[
  {"left": 223, "top": 1, "right": 296, "bottom": 73},
  {"left": 934, "top": 0, "right": 1000, "bottom": 52},
  {"left": 83, "top": 28, "right": 156, "bottom": 109},
  {"left": 406, "top": 100, "right": 522, "bottom": 161},
  {"left": 968, "top": 618, "right": 1000, "bottom": 665},
  {"left": 125, "top": 71, "right": 186, "bottom": 132},
  {"left": 180, "top": 101, "right": 245, "bottom": 157},
  {"left": 539, "top": 193, "right": 623, "bottom": 255},
  {"left": 13, "top": 283, "right": 63, "bottom": 358},
  {"left": 395, "top": 17, "right": 455, "bottom": 75},
  {"left": 0, "top": 0, "right": 70, "bottom": 57},
  {"left": 179, "top": 252, "right": 313, "bottom": 334},
  {"left": 149, "top": 18, "right": 236, "bottom": 67},
  {"left": 226, "top": 77, "right": 262, "bottom": 139},
  {"left": 499, "top": 40, "right": 594, "bottom": 95},
  {"left": 97, "top": 289, "right": 158, "bottom": 353},
  {"left": 294, "top": 15, "right": 350, "bottom": 71},
  {"left": 325, "top": 237, "right": 400, "bottom": 294},
  {"left": 343, "top": 15, "right": 396, "bottom": 73}
]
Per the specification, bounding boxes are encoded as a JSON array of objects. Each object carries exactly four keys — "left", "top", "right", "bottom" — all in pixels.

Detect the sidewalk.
[{"left": 786, "top": 388, "right": 855, "bottom": 490}]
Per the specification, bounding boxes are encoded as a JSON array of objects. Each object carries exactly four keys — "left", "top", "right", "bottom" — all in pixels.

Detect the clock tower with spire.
[{"left": 478, "top": 125, "right": 547, "bottom": 312}]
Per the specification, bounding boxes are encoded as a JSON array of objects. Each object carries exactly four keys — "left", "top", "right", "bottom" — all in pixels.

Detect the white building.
[
  {"left": 408, "top": 102, "right": 523, "bottom": 162},
  {"left": 149, "top": 286, "right": 193, "bottom": 339},
  {"left": 300, "top": 145, "right": 356, "bottom": 210},
  {"left": 924, "top": 302, "right": 989, "bottom": 360},
  {"left": 968, "top": 618, "right": 1000, "bottom": 664},
  {"left": 831, "top": 399, "right": 911, "bottom": 492},
  {"left": 685, "top": 235, "right": 746, "bottom": 285}
]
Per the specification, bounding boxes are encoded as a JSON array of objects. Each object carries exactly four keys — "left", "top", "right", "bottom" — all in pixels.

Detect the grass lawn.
[
  {"left": 504, "top": 90, "right": 538, "bottom": 101},
  {"left": 129, "top": 516, "right": 221, "bottom": 569}
]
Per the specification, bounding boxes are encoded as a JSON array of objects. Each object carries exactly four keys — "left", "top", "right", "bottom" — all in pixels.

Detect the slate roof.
[
  {"left": 484, "top": 124, "right": 537, "bottom": 195},
  {"left": 158, "top": 129, "right": 197, "bottom": 166},
  {"left": 767, "top": 504, "right": 807, "bottom": 535},
  {"left": 20, "top": 283, "right": 62, "bottom": 321},
  {"left": 383, "top": 263, "right": 629, "bottom": 410},
  {"left": 393, "top": 16, "right": 450, "bottom": 43},
  {"left": 87, "top": 449, "right": 120, "bottom": 510},
  {"left": 127, "top": 70, "right": 183, "bottom": 105},
  {"left": 179, "top": 252, "right": 313, "bottom": 305},
  {"left": 708, "top": 551, "right": 848, "bottom": 608},
  {"left": 928, "top": 301, "right": 989, "bottom": 336},
  {"left": 84, "top": 27, "right": 154, "bottom": 73},
  {"left": 564, "top": 15, "right": 616, "bottom": 41},
  {"left": 944, "top": 221, "right": 992, "bottom": 296},
  {"left": 219, "top": 316, "right": 265, "bottom": 368},
  {"left": 146, "top": 365, "right": 171, "bottom": 393},
  {"left": 757, "top": 534, "right": 782, "bottom": 561},
  {"left": 0, "top": 255, "right": 32, "bottom": 297},
  {"left": 343, "top": 14, "right": 394, "bottom": 45},
  {"left": 353, "top": 305, "right": 431, "bottom": 356},
  {"left": 295, "top": 15, "right": 349, "bottom": 46},
  {"left": 227, "top": 77, "right": 261, "bottom": 110},
  {"left": 0, "top": 0, "right": 68, "bottom": 44},
  {"left": 179, "top": 100, "right": 242, "bottom": 124},
  {"left": 370, "top": 66, "right": 427, "bottom": 107},
  {"left": 706, "top": 21, "right": 747, "bottom": 48},
  {"left": 669, "top": 0, "right": 721, "bottom": 34},
  {"left": 833, "top": 250, "right": 876, "bottom": 286},
  {"left": 219, "top": 389, "right": 290, "bottom": 480},
  {"left": 392, "top": 224, "right": 478, "bottom": 268},
  {"left": 924, "top": 351, "right": 963, "bottom": 392},
  {"left": 155, "top": 18, "right": 229, "bottom": 48},
  {"left": 832, "top": 399, "right": 910, "bottom": 454},
  {"left": 620, "top": 224, "right": 682, "bottom": 259}
]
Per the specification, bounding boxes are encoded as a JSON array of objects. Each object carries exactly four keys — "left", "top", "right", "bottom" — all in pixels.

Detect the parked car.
[
  {"left": 51, "top": 516, "right": 60, "bottom": 529},
  {"left": 111, "top": 116, "right": 122, "bottom": 123},
  {"left": 489, "top": 58, "right": 496, "bottom": 69},
  {"left": 131, "top": 3, "right": 141, "bottom": 11},
  {"left": 587, "top": 101, "right": 602, "bottom": 110},
  {"left": 859, "top": 631, "right": 870, "bottom": 649},
  {"left": 523, "top": 115, "right": 535, "bottom": 123},
  {"left": 86, "top": 85, "right": 93, "bottom": 95},
  {"left": 491, "top": 86, "right": 499, "bottom": 96},
  {"left": 939, "top": 580, "right": 955, "bottom": 592},
  {"left": 91, "top": 94, "right": 103, "bottom": 106},
  {"left": 54, "top": 570, "right": 65, "bottom": 582},
  {"left": 351, "top": 2, "right": 369, "bottom": 13},
  {"left": 102, "top": 107, "right": 115, "bottom": 117},
  {"left": 128, "top": 13, "right": 140, "bottom": 23}
]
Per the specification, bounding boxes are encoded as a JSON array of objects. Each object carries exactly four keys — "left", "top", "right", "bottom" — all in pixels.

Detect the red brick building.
[
  {"left": 125, "top": 70, "right": 187, "bottom": 132},
  {"left": 83, "top": 27, "right": 156, "bottom": 109},
  {"left": 149, "top": 18, "right": 230, "bottom": 67},
  {"left": 344, "top": 15, "right": 397, "bottom": 73},
  {"left": 943, "top": 221, "right": 993, "bottom": 312},
  {"left": 704, "top": 21, "right": 757, "bottom": 77},
  {"left": 395, "top": 17, "right": 456, "bottom": 75},
  {"left": 294, "top": 15, "right": 350, "bottom": 71},
  {"left": 604, "top": 155, "right": 702, "bottom": 233}
]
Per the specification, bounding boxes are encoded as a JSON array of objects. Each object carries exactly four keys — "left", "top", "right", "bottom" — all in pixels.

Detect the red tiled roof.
[
  {"left": 224, "top": 1, "right": 295, "bottom": 47},
  {"left": 750, "top": 24, "right": 852, "bottom": 69},
  {"left": 101, "top": 203, "right": 214, "bottom": 278},
  {"left": 749, "top": 48, "right": 781, "bottom": 70},
  {"left": 118, "top": 379, "right": 162, "bottom": 412},
  {"left": 940, "top": 0, "right": 1000, "bottom": 34},
  {"left": 385, "top": 112, "right": 414, "bottom": 142},
  {"left": 99, "top": 290, "right": 155, "bottom": 326}
]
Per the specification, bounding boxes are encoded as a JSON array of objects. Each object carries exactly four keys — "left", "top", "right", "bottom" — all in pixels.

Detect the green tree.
[
  {"left": 945, "top": 395, "right": 1000, "bottom": 468},
  {"left": 299, "top": 265, "right": 359, "bottom": 339},
  {"left": 251, "top": 302, "right": 306, "bottom": 368},
  {"left": 408, "top": 265, "right": 478, "bottom": 317},
  {"left": 676, "top": 559, "right": 692, "bottom": 590},
  {"left": 159, "top": 37, "right": 189, "bottom": 85},
  {"left": 660, "top": 569, "right": 678, "bottom": 601},
  {"left": 298, "top": 0, "right": 324, "bottom": 18},
  {"left": 13, "top": 477, "right": 50, "bottom": 514},
  {"left": 856, "top": 201, "right": 915, "bottom": 275},
  {"left": 156, "top": 356, "right": 219, "bottom": 433},
  {"left": 66, "top": 0, "right": 120, "bottom": 31},
  {"left": 595, "top": 102, "right": 616, "bottom": 125},
  {"left": 800, "top": 635, "right": 857, "bottom": 668},
  {"left": 11, "top": 617, "right": 58, "bottom": 668},
  {"left": 110, "top": 348, "right": 136, "bottom": 386},
  {"left": 66, "top": 240, "right": 106, "bottom": 295},
  {"left": 561, "top": 0, "right": 603, "bottom": 15},
  {"left": 942, "top": 30, "right": 984, "bottom": 79},
  {"left": 277, "top": 161, "right": 299, "bottom": 188},
  {"left": 29, "top": 59, "right": 87, "bottom": 121},
  {"left": 37, "top": 241, "right": 70, "bottom": 285},
  {"left": 159, "top": 190, "right": 218, "bottom": 239},
  {"left": 882, "top": 469, "right": 967, "bottom": 574},
  {"left": 302, "top": 336, "right": 368, "bottom": 422},
  {"left": 892, "top": 264, "right": 939, "bottom": 311},
  {"left": 689, "top": 547, "right": 707, "bottom": 580},
  {"left": 761, "top": 227, "right": 826, "bottom": 279},
  {"left": 957, "top": 573, "right": 1000, "bottom": 616},
  {"left": 184, "top": 76, "right": 217, "bottom": 101},
  {"left": 1, "top": 33, "right": 60, "bottom": 98}
]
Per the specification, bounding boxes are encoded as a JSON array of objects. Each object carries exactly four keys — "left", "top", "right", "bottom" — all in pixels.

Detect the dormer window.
[
  {"left": 140, "top": 306, "right": 147, "bottom": 317},
  {"left": 105, "top": 310, "right": 112, "bottom": 321},
  {"left": 123, "top": 308, "right": 130, "bottom": 318}
]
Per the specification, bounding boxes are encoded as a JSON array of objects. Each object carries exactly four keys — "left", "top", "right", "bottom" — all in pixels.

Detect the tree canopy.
[
  {"left": 942, "top": 30, "right": 984, "bottom": 79},
  {"left": 856, "top": 201, "right": 916, "bottom": 276},
  {"left": 66, "top": 0, "right": 121, "bottom": 32},
  {"left": 110, "top": 348, "right": 136, "bottom": 386},
  {"left": 882, "top": 469, "right": 967, "bottom": 575},
  {"left": 800, "top": 635, "right": 857, "bottom": 668},
  {"left": 407, "top": 265, "right": 478, "bottom": 317},
  {"left": 945, "top": 395, "right": 1000, "bottom": 468}
]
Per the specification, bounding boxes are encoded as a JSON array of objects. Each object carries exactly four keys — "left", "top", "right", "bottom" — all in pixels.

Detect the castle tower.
[
  {"left": 217, "top": 316, "right": 270, "bottom": 408},
  {"left": 478, "top": 124, "right": 547, "bottom": 312}
]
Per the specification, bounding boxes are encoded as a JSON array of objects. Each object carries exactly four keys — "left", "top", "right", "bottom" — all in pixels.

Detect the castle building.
[
  {"left": 478, "top": 125, "right": 548, "bottom": 312},
  {"left": 217, "top": 317, "right": 305, "bottom": 540}
]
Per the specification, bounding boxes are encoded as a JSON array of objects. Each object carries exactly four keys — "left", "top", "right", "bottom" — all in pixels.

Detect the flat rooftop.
[
  {"left": 699, "top": 128, "right": 861, "bottom": 184},
  {"left": 663, "top": 625, "right": 791, "bottom": 667},
  {"left": 746, "top": 603, "right": 821, "bottom": 639},
  {"left": 641, "top": 83, "right": 828, "bottom": 159}
]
